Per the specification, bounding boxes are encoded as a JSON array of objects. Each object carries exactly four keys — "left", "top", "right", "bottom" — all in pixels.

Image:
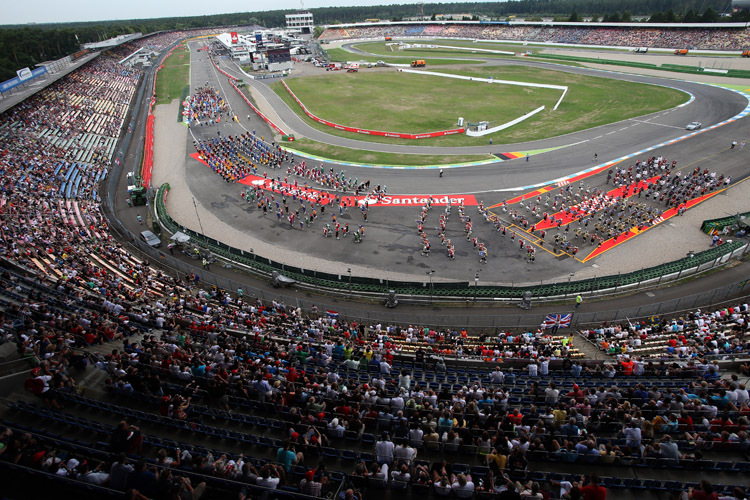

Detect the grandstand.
[
  {"left": 0, "top": 20, "right": 749, "bottom": 500},
  {"left": 319, "top": 21, "right": 750, "bottom": 51}
]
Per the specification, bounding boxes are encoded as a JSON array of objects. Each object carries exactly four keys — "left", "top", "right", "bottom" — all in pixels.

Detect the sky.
[{"left": 6, "top": 0, "right": 440, "bottom": 25}]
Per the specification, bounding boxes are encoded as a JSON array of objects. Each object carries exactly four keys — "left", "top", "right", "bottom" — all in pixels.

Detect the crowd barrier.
[
  {"left": 155, "top": 182, "right": 750, "bottom": 303},
  {"left": 281, "top": 80, "right": 465, "bottom": 139},
  {"left": 211, "top": 59, "right": 238, "bottom": 81}
]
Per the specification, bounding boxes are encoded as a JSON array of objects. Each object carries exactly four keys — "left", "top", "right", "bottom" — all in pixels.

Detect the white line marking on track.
[{"left": 629, "top": 119, "right": 684, "bottom": 129}]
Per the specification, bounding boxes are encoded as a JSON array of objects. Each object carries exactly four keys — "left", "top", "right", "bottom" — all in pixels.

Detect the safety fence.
[
  {"left": 280, "top": 80, "right": 465, "bottom": 139},
  {"left": 154, "top": 182, "right": 749, "bottom": 303},
  {"left": 119, "top": 225, "right": 750, "bottom": 332},
  {"left": 211, "top": 58, "right": 238, "bottom": 81}
]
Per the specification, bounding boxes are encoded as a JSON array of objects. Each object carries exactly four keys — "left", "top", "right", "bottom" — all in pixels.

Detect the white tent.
[{"left": 170, "top": 231, "right": 191, "bottom": 243}]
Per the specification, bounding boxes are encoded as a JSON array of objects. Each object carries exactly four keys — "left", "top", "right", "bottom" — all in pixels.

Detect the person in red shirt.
[
  {"left": 580, "top": 474, "right": 606, "bottom": 500},
  {"left": 620, "top": 357, "right": 634, "bottom": 375},
  {"left": 677, "top": 410, "right": 694, "bottom": 432},
  {"left": 688, "top": 480, "right": 718, "bottom": 500},
  {"left": 507, "top": 409, "right": 524, "bottom": 426},
  {"left": 566, "top": 385, "right": 585, "bottom": 403}
]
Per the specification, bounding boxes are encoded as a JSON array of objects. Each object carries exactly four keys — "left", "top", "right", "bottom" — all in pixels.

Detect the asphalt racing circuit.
[{"left": 162, "top": 39, "right": 750, "bottom": 288}]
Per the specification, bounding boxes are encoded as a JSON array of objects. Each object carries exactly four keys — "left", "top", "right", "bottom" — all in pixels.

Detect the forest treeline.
[{"left": 0, "top": 0, "right": 746, "bottom": 82}]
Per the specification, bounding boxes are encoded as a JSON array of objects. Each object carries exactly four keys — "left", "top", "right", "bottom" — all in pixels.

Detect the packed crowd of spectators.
[
  {"left": 8, "top": 266, "right": 749, "bottom": 497},
  {"left": 581, "top": 304, "right": 750, "bottom": 359},
  {"left": 319, "top": 23, "right": 750, "bottom": 51},
  {"left": 3, "top": 222, "right": 750, "bottom": 499},
  {"left": 0, "top": 32, "right": 190, "bottom": 304}
]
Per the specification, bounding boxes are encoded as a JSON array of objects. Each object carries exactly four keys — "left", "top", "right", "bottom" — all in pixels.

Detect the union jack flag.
[{"left": 543, "top": 313, "right": 572, "bottom": 329}]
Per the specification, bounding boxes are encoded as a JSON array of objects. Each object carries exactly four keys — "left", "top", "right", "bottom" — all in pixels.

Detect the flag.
[
  {"left": 543, "top": 313, "right": 572, "bottom": 329},
  {"left": 326, "top": 310, "right": 339, "bottom": 318}
]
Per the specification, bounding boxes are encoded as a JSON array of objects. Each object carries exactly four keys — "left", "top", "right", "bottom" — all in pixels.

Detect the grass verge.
[
  {"left": 286, "top": 138, "right": 491, "bottom": 166},
  {"left": 155, "top": 45, "right": 190, "bottom": 106},
  {"left": 324, "top": 47, "right": 479, "bottom": 66}
]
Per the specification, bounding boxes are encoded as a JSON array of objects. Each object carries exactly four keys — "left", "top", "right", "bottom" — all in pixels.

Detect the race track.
[{"left": 165, "top": 39, "right": 750, "bottom": 284}]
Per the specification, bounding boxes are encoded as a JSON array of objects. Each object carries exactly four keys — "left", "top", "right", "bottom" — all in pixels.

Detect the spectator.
[
  {"left": 375, "top": 433, "right": 394, "bottom": 465},
  {"left": 109, "top": 453, "right": 133, "bottom": 491},
  {"left": 580, "top": 474, "right": 606, "bottom": 500},
  {"left": 276, "top": 440, "right": 303, "bottom": 474},
  {"left": 300, "top": 469, "right": 327, "bottom": 497},
  {"left": 256, "top": 464, "right": 282, "bottom": 489},
  {"left": 688, "top": 480, "right": 719, "bottom": 500},
  {"left": 452, "top": 473, "right": 475, "bottom": 498}
]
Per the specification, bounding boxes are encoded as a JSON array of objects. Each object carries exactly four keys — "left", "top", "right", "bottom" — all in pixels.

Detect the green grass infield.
[
  {"left": 272, "top": 65, "right": 688, "bottom": 146},
  {"left": 155, "top": 45, "right": 190, "bottom": 106}
]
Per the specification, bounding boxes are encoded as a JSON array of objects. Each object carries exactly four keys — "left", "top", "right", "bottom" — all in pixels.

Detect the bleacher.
[{"left": 318, "top": 23, "right": 750, "bottom": 51}]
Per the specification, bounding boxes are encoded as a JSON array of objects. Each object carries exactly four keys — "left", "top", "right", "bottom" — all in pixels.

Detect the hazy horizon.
[{"left": 6, "top": 0, "right": 477, "bottom": 26}]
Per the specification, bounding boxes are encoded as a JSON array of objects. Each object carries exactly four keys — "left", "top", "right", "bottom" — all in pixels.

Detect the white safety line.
[{"left": 629, "top": 119, "right": 684, "bottom": 129}]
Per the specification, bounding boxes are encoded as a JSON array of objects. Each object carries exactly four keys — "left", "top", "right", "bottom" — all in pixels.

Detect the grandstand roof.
[{"left": 83, "top": 33, "right": 143, "bottom": 50}]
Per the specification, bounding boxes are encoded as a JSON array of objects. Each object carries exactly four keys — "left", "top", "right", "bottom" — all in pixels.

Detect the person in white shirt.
[
  {"left": 393, "top": 442, "right": 417, "bottom": 464},
  {"left": 328, "top": 418, "right": 346, "bottom": 438},
  {"left": 451, "top": 474, "right": 475, "bottom": 499},
  {"left": 391, "top": 464, "right": 411, "bottom": 483},
  {"left": 633, "top": 357, "right": 645, "bottom": 376},
  {"left": 545, "top": 382, "right": 560, "bottom": 404},
  {"left": 622, "top": 422, "right": 642, "bottom": 447},
  {"left": 539, "top": 358, "right": 549, "bottom": 376},
  {"left": 398, "top": 370, "right": 411, "bottom": 391},
  {"left": 527, "top": 362, "right": 538, "bottom": 377},
  {"left": 375, "top": 433, "right": 395, "bottom": 464},
  {"left": 256, "top": 464, "right": 281, "bottom": 489},
  {"left": 391, "top": 391, "right": 405, "bottom": 411},
  {"left": 408, "top": 425, "right": 424, "bottom": 446},
  {"left": 734, "top": 384, "right": 749, "bottom": 406}
]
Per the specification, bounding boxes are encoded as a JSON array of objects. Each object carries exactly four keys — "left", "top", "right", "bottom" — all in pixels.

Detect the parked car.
[
  {"left": 140, "top": 230, "right": 161, "bottom": 248},
  {"left": 686, "top": 121, "right": 702, "bottom": 131}
]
